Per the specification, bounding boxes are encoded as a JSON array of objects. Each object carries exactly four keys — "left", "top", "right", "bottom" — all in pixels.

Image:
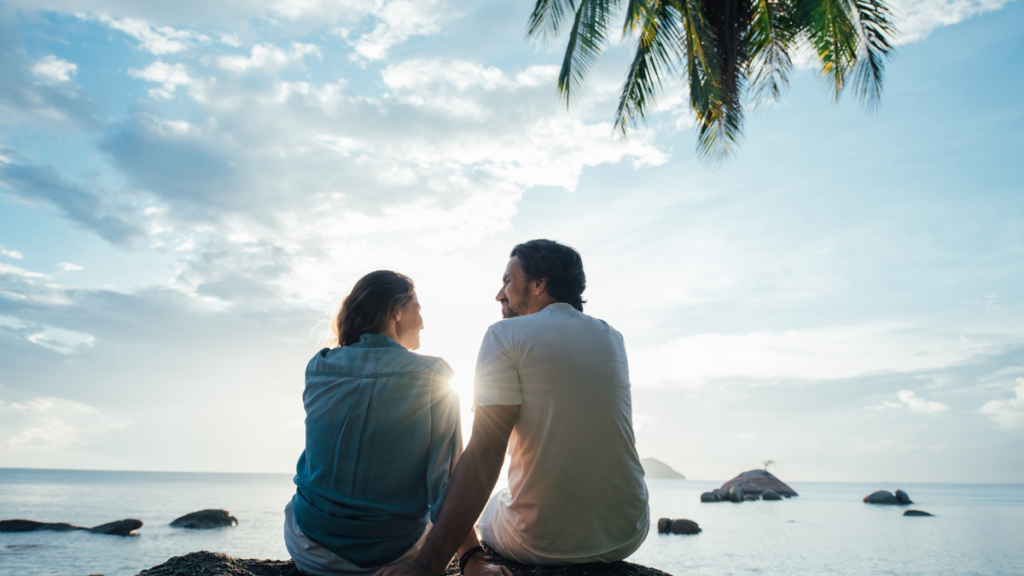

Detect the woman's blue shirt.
[{"left": 291, "top": 333, "right": 462, "bottom": 568}]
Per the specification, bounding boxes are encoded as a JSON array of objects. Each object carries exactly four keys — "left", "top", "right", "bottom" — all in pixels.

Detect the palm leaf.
[
  {"left": 527, "top": 0, "right": 579, "bottom": 39},
  {"left": 557, "top": 0, "right": 615, "bottom": 105},
  {"left": 748, "top": 0, "right": 796, "bottom": 105},
  {"left": 615, "top": 0, "right": 683, "bottom": 132},
  {"left": 797, "top": 0, "right": 859, "bottom": 101},
  {"left": 850, "top": 0, "right": 895, "bottom": 109}
]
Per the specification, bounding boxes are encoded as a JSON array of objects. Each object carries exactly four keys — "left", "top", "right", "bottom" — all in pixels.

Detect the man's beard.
[{"left": 502, "top": 285, "right": 532, "bottom": 319}]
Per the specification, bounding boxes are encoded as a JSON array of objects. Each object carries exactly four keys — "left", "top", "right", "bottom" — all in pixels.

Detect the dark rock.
[
  {"left": 1, "top": 518, "right": 141, "bottom": 536},
  {"left": 667, "top": 519, "right": 701, "bottom": 535},
  {"left": 863, "top": 490, "right": 901, "bottom": 505},
  {"left": 138, "top": 551, "right": 299, "bottom": 576},
  {"left": 700, "top": 492, "right": 719, "bottom": 502},
  {"left": 0, "top": 520, "right": 84, "bottom": 532},
  {"left": 743, "top": 494, "right": 759, "bottom": 501},
  {"left": 137, "top": 546, "right": 676, "bottom": 576},
  {"left": 761, "top": 489, "right": 782, "bottom": 501},
  {"left": 903, "top": 510, "right": 934, "bottom": 517},
  {"left": 89, "top": 519, "right": 143, "bottom": 536},
  {"left": 712, "top": 488, "right": 729, "bottom": 501},
  {"left": 640, "top": 458, "right": 685, "bottom": 479},
  {"left": 728, "top": 485, "right": 744, "bottom": 503},
  {"left": 895, "top": 490, "right": 913, "bottom": 505},
  {"left": 170, "top": 509, "right": 238, "bottom": 529},
  {"left": 720, "top": 470, "right": 799, "bottom": 498},
  {"left": 657, "top": 518, "right": 672, "bottom": 533}
]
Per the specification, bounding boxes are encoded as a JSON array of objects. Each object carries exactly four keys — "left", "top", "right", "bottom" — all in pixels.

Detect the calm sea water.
[{"left": 1, "top": 469, "right": 1022, "bottom": 576}]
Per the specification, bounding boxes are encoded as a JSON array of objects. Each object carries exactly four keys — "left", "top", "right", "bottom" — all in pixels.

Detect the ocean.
[{"left": 0, "top": 469, "right": 1021, "bottom": 576}]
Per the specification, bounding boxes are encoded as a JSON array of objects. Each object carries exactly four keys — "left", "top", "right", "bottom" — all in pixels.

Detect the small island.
[{"left": 641, "top": 458, "right": 686, "bottom": 479}]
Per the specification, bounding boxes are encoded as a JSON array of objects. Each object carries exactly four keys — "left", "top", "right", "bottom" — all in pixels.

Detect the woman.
[{"left": 284, "top": 271, "right": 494, "bottom": 576}]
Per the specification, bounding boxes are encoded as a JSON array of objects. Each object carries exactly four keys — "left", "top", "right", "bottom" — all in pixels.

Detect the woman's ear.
[{"left": 393, "top": 308, "right": 403, "bottom": 324}]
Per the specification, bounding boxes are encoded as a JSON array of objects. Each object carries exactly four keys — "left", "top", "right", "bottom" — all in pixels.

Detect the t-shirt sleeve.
[{"left": 473, "top": 324, "right": 523, "bottom": 408}]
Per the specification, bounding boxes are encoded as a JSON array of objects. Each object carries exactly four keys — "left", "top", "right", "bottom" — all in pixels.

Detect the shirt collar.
[{"left": 350, "top": 332, "right": 405, "bottom": 349}]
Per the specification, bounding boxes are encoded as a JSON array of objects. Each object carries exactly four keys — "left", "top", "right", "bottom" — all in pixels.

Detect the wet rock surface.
[
  {"left": 656, "top": 519, "right": 701, "bottom": 535},
  {"left": 720, "top": 470, "right": 798, "bottom": 499},
  {"left": 903, "top": 510, "right": 934, "bottom": 517},
  {"left": 863, "top": 490, "right": 908, "bottom": 505},
  {"left": 0, "top": 518, "right": 142, "bottom": 535},
  {"left": 170, "top": 509, "right": 239, "bottom": 529}
]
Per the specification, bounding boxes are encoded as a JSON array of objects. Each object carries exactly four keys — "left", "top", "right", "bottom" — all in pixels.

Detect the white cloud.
[
  {"left": 892, "top": 0, "right": 1013, "bottom": 42},
  {"left": 629, "top": 322, "right": 1014, "bottom": 387},
  {"left": 31, "top": 55, "right": 77, "bottom": 83},
  {"left": 128, "top": 61, "right": 192, "bottom": 99},
  {"left": 897, "top": 389, "right": 950, "bottom": 414},
  {"left": 980, "top": 378, "right": 1024, "bottom": 430},
  {"left": 85, "top": 14, "right": 210, "bottom": 55},
  {"left": 0, "top": 262, "right": 48, "bottom": 279},
  {"left": 213, "top": 42, "right": 321, "bottom": 73},
  {"left": 0, "top": 314, "right": 95, "bottom": 354},
  {"left": 0, "top": 397, "right": 126, "bottom": 455},
  {"left": 57, "top": 262, "right": 84, "bottom": 272},
  {"left": 0, "top": 246, "right": 24, "bottom": 259},
  {"left": 347, "top": 0, "right": 444, "bottom": 62},
  {"left": 219, "top": 32, "right": 242, "bottom": 47}
]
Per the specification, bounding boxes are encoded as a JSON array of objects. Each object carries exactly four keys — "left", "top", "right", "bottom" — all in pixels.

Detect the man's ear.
[{"left": 532, "top": 276, "right": 548, "bottom": 296}]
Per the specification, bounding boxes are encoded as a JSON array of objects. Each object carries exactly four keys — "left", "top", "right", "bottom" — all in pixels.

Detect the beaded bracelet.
[{"left": 459, "top": 545, "right": 485, "bottom": 573}]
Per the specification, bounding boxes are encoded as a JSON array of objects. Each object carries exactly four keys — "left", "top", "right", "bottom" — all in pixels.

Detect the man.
[{"left": 377, "top": 239, "right": 649, "bottom": 576}]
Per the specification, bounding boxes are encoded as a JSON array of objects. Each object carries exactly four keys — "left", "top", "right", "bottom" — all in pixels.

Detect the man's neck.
[{"left": 528, "top": 294, "right": 562, "bottom": 315}]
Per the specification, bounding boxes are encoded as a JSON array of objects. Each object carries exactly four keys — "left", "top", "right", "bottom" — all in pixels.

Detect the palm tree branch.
[
  {"left": 615, "top": 0, "right": 683, "bottom": 132},
  {"left": 557, "top": 0, "right": 614, "bottom": 105},
  {"left": 748, "top": 0, "right": 796, "bottom": 105},
  {"left": 850, "top": 0, "right": 895, "bottom": 109}
]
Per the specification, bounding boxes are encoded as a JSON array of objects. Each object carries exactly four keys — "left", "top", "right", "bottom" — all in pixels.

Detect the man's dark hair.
[{"left": 510, "top": 239, "right": 586, "bottom": 312}]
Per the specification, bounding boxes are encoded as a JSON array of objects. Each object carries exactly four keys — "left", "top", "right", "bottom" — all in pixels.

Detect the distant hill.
[{"left": 641, "top": 457, "right": 685, "bottom": 479}]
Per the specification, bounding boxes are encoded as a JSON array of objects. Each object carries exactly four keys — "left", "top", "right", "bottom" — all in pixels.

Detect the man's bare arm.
[{"left": 375, "top": 404, "right": 519, "bottom": 576}]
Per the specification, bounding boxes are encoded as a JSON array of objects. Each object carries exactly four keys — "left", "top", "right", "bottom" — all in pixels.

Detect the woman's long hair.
[{"left": 328, "top": 271, "right": 415, "bottom": 347}]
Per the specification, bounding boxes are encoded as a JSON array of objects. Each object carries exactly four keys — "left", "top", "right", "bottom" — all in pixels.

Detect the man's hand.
[{"left": 463, "top": 555, "right": 513, "bottom": 576}]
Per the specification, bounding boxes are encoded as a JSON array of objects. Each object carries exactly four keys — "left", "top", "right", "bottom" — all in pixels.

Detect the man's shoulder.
[{"left": 488, "top": 305, "right": 624, "bottom": 343}]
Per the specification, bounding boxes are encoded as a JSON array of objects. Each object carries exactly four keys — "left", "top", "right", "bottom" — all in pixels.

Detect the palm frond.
[
  {"left": 527, "top": 0, "right": 579, "bottom": 40},
  {"left": 850, "top": 0, "right": 895, "bottom": 109},
  {"left": 748, "top": 0, "right": 796, "bottom": 106},
  {"left": 615, "top": 0, "right": 683, "bottom": 133},
  {"left": 557, "top": 0, "right": 615, "bottom": 106},
  {"left": 797, "top": 0, "right": 859, "bottom": 101}
]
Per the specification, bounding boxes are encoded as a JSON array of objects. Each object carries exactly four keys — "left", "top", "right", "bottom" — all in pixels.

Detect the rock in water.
[
  {"left": 0, "top": 520, "right": 84, "bottom": 532},
  {"left": 170, "top": 509, "right": 238, "bottom": 529},
  {"left": 657, "top": 518, "right": 672, "bottom": 533},
  {"left": 668, "top": 519, "right": 701, "bottom": 535},
  {"left": 640, "top": 458, "right": 685, "bottom": 479},
  {"left": 700, "top": 492, "right": 719, "bottom": 502},
  {"left": 89, "top": 519, "right": 142, "bottom": 535},
  {"left": 903, "top": 510, "right": 934, "bottom": 517},
  {"left": 138, "top": 547, "right": 676, "bottom": 576},
  {"left": 761, "top": 489, "right": 782, "bottom": 501},
  {"left": 712, "top": 488, "right": 729, "bottom": 501},
  {"left": 863, "top": 490, "right": 901, "bottom": 504},
  {"left": 719, "top": 470, "right": 798, "bottom": 498},
  {"left": 895, "top": 489, "right": 913, "bottom": 504},
  {"left": 728, "top": 485, "right": 745, "bottom": 503}
]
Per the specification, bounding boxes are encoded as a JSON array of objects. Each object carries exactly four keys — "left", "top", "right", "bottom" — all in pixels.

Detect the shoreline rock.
[
  {"left": 863, "top": 490, "right": 913, "bottom": 505},
  {"left": 0, "top": 518, "right": 142, "bottom": 536},
  {"left": 656, "top": 518, "right": 701, "bottom": 535},
  {"left": 903, "top": 510, "right": 934, "bottom": 517},
  {"left": 137, "top": 546, "right": 676, "bottom": 576},
  {"left": 170, "top": 509, "right": 238, "bottom": 529},
  {"left": 702, "top": 470, "right": 797, "bottom": 502}
]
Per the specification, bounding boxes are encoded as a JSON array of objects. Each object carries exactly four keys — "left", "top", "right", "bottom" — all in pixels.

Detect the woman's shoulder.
[{"left": 305, "top": 346, "right": 452, "bottom": 377}]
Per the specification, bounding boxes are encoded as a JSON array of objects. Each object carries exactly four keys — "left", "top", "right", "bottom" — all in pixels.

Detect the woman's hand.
[{"left": 462, "top": 554, "right": 513, "bottom": 576}]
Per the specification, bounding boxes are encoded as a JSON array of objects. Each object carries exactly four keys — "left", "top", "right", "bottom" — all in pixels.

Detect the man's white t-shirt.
[{"left": 473, "top": 303, "right": 649, "bottom": 558}]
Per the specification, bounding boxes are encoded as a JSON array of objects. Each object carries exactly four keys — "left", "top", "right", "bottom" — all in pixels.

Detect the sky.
[{"left": 0, "top": 0, "right": 1022, "bottom": 483}]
